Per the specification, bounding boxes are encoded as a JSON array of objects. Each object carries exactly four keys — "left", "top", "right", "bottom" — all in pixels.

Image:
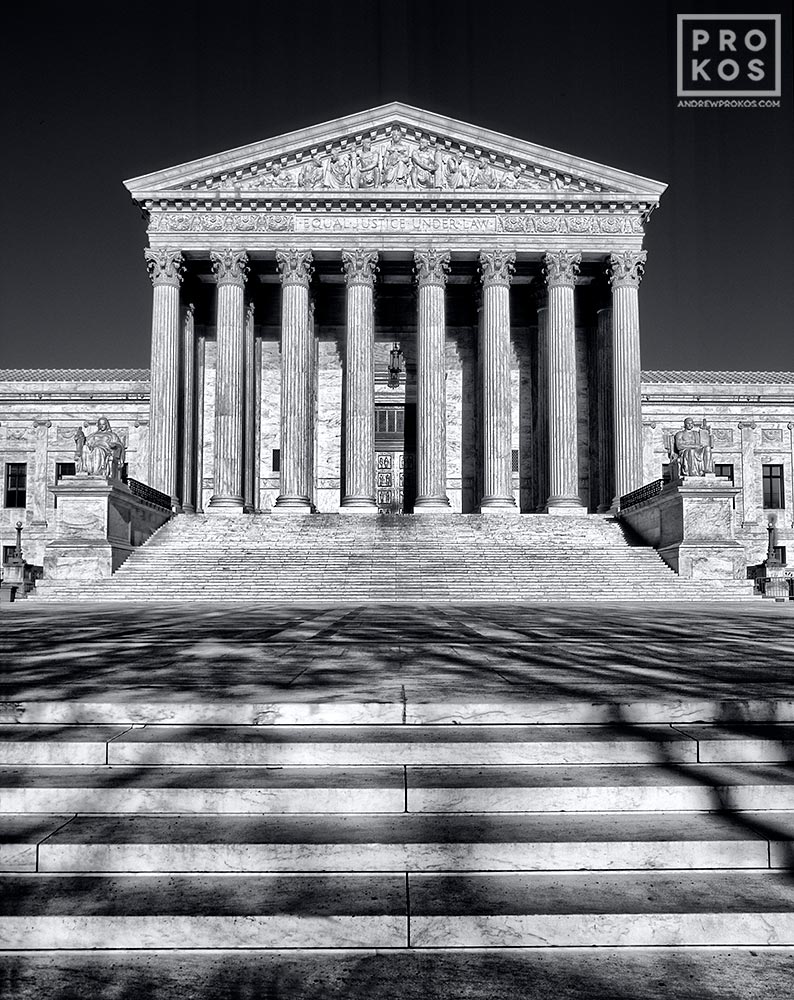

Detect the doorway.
[{"left": 374, "top": 403, "right": 416, "bottom": 513}]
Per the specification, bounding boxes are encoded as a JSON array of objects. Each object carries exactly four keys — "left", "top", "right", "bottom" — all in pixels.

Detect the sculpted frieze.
[
  {"left": 499, "top": 215, "right": 644, "bottom": 235},
  {"left": 148, "top": 213, "right": 295, "bottom": 234},
  {"left": 205, "top": 128, "right": 599, "bottom": 194},
  {"left": 149, "top": 210, "right": 645, "bottom": 238}
]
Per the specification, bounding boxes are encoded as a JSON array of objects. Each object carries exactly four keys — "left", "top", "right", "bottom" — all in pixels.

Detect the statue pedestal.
[
  {"left": 40, "top": 476, "right": 171, "bottom": 585},
  {"left": 621, "top": 475, "right": 745, "bottom": 581}
]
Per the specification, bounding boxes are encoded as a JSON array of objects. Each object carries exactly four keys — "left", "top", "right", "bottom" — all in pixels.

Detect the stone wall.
[
  {"left": 3, "top": 367, "right": 792, "bottom": 571},
  {"left": 0, "top": 372, "right": 149, "bottom": 567},
  {"left": 641, "top": 374, "right": 794, "bottom": 566}
]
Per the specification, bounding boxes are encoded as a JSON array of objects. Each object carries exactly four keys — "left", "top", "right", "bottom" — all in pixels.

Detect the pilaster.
[{"left": 180, "top": 303, "right": 196, "bottom": 513}]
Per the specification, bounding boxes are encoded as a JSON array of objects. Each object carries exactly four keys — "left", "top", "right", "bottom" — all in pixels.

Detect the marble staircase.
[
  {"left": 2, "top": 712, "right": 794, "bottom": 949},
  {"left": 33, "top": 512, "right": 755, "bottom": 602}
]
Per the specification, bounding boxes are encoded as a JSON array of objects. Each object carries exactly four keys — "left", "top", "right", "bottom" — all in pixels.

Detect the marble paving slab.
[
  {"left": 103, "top": 724, "right": 698, "bottom": 766},
  {"left": 33, "top": 811, "right": 774, "bottom": 873},
  {"left": 0, "top": 765, "right": 405, "bottom": 814},
  {"left": 2, "top": 948, "right": 794, "bottom": 1000}
]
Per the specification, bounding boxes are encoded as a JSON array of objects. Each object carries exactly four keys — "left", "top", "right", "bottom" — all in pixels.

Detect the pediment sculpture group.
[{"left": 244, "top": 132, "right": 575, "bottom": 193}]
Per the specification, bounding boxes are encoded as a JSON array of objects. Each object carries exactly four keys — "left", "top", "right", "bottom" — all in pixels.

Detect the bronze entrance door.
[{"left": 374, "top": 404, "right": 415, "bottom": 513}]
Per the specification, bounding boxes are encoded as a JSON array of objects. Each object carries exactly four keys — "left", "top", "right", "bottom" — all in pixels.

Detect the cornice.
[{"left": 124, "top": 103, "right": 667, "bottom": 201}]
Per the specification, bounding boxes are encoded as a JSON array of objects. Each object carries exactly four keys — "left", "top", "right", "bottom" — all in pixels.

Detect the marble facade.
[
  {"left": 2, "top": 107, "right": 791, "bottom": 575},
  {"left": 126, "top": 104, "right": 661, "bottom": 522}
]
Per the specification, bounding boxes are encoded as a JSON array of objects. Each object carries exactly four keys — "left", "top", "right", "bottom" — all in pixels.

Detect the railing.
[
  {"left": 127, "top": 478, "right": 173, "bottom": 511},
  {"left": 619, "top": 479, "right": 664, "bottom": 512}
]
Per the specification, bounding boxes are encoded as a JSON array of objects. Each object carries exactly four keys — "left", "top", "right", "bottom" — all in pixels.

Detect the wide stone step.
[
  {"left": 3, "top": 871, "right": 794, "bottom": 948},
  {"left": 3, "top": 724, "right": 792, "bottom": 766},
  {"left": 3, "top": 762, "right": 792, "bottom": 814},
  {"left": 5, "top": 811, "right": 791, "bottom": 874}
]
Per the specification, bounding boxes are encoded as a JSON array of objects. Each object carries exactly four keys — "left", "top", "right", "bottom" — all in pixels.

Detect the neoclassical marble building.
[
  {"left": 2, "top": 107, "right": 792, "bottom": 573},
  {"left": 129, "top": 104, "right": 662, "bottom": 519}
]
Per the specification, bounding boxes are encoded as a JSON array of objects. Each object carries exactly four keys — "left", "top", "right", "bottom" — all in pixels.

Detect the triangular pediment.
[{"left": 124, "top": 103, "right": 666, "bottom": 201}]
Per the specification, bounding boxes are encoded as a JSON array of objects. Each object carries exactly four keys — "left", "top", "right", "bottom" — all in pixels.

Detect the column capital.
[
  {"left": 342, "top": 249, "right": 379, "bottom": 288},
  {"left": 211, "top": 249, "right": 249, "bottom": 287},
  {"left": 276, "top": 249, "right": 313, "bottom": 287},
  {"left": 479, "top": 250, "right": 516, "bottom": 288},
  {"left": 543, "top": 251, "right": 581, "bottom": 288},
  {"left": 414, "top": 249, "right": 450, "bottom": 287},
  {"left": 607, "top": 250, "right": 647, "bottom": 288},
  {"left": 145, "top": 247, "right": 184, "bottom": 286}
]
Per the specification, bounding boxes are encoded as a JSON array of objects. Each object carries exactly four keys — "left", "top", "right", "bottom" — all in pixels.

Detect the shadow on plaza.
[
  {"left": 2, "top": 601, "right": 794, "bottom": 1000},
  {"left": 2, "top": 948, "right": 793, "bottom": 1000}
]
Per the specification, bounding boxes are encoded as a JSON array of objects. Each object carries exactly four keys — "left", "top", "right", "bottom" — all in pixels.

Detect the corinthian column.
[
  {"left": 479, "top": 250, "right": 518, "bottom": 513},
  {"left": 414, "top": 249, "right": 451, "bottom": 513},
  {"left": 144, "top": 247, "right": 184, "bottom": 504},
  {"left": 275, "top": 249, "right": 314, "bottom": 513},
  {"left": 208, "top": 248, "right": 248, "bottom": 511},
  {"left": 607, "top": 251, "right": 646, "bottom": 507},
  {"left": 544, "top": 250, "right": 585, "bottom": 514},
  {"left": 341, "top": 249, "right": 378, "bottom": 512}
]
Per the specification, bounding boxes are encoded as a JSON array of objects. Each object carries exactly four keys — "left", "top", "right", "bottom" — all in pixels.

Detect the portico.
[{"left": 127, "top": 104, "right": 665, "bottom": 517}]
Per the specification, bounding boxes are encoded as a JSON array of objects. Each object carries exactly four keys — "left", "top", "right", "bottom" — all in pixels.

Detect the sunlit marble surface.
[{"left": 2, "top": 602, "right": 793, "bottom": 725}]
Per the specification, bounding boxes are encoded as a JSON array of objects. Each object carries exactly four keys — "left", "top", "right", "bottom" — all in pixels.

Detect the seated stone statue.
[
  {"left": 75, "top": 417, "right": 126, "bottom": 479},
  {"left": 668, "top": 417, "right": 713, "bottom": 479}
]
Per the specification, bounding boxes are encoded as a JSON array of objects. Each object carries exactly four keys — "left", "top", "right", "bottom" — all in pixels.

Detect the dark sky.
[{"left": 1, "top": 1, "right": 792, "bottom": 372}]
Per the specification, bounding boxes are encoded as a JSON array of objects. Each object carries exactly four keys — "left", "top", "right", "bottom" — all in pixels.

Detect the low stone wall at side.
[
  {"left": 40, "top": 475, "right": 171, "bottom": 585},
  {"left": 620, "top": 476, "right": 746, "bottom": 580}
]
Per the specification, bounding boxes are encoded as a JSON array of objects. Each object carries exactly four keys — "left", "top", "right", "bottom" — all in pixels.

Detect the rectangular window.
[
  {"left": 773, "top": 546, "right": 787, "bottom": 564},
  {"left": 661, "top": 463, "right": 671, "bottom": 484},
  {"left": 272, "top": 449, "right": 281, "bottom": 473},
  {"left": 4, "top": 463, "right": 26, "bottom": 508},
  {"left": 714, "top": 463, "right": 734, "bottom": 483},
  {"left": 762, "top": 464, "right": 785, "bottom": 509},
  {"left": 2, "top": 545, "right": 16, "bottom": 564},
  {"left": 54, "top": 462, "right": 76, "bottom": 509},
  {"left": 511, "top": 449, "right": 520, "bottom": 473}
]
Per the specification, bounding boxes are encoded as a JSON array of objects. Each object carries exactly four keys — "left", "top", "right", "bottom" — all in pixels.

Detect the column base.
[
  {"left": 479, "top": 496, "right": 519, "bottom": 515},
  {"left": 273, "top": 495, "right": 313, "bottom": 515},
  {"left": 340, "top": 496, "right": 378, "bottom": 513},
  {"left": 181, "top": 504, "right": 196, "bottom": 515},
  {"left": 207, "top": 495, "right": 246, "bottom": 514},
  {"left": 413, "top": 496, "right": 453, "bottom": 515},
  {"left": 546, "top": 496, "right": 589, "bottom": 517}
]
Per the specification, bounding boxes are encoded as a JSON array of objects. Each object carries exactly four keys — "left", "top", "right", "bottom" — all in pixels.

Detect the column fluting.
[
  {"left": 180, "top": 303, "right": 196, "bottom": 513},
  {"left": 596, "top": 305, "right": 614, "bottom": 512},
  {"left": 534, "top": 288, "right": 549, "bottom": 512},
  {"left": 208, "top": 248, "right": 248, "bottom": 511},
  {"left": 479, "top": 250, "right": 517, "bottom": 512},
  {"left": 145, "top": 247, "right": 184, "bottom": 504},
  {"left": 414, "top": 249, "right": 451, "bottom": 512},
  {"left": 608, "top": 251, "right": 646, "bottom": 507},
  {"left": 243, "top": 302, "right": 256, "bottom": 513},
  {"left": 275, "top": 249, "right": 314, "bottom": 512},
  {"left": 341, "top": 249, "right": 378, "bottom": 511},
  {"left": 544, "top": 250, "right": 584, "bottom": 512}
]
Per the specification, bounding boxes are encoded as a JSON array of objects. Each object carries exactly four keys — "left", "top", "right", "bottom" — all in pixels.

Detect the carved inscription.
[{"left": 150, "top": 211, "right": 645, "bottom": 237}]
